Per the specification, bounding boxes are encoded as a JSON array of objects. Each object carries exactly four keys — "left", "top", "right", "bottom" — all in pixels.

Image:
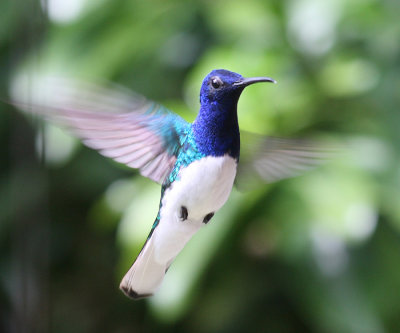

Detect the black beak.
[{"left": 233, "top": 76, "right": 277, "bottom": 87}]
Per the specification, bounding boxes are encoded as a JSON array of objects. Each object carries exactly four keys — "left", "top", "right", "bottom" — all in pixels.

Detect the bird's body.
[
  {"left": 12, "top": 69, "right": 325, "bottom": 300},
  {"left": 120, "top": 69, "right": 245, "bottom": 298},
  {"left": 121, "top": 153, "right": 237, "bottom": 298}
]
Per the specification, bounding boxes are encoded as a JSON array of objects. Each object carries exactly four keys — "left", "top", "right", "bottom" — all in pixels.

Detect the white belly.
[{"left": 153, "top": 155, "right": 237, "bottom": 263}]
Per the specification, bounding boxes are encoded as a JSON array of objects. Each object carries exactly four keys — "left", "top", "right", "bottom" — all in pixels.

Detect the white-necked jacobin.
[{"left": 12, "top": 69, "right": 324, "bottom": 299}]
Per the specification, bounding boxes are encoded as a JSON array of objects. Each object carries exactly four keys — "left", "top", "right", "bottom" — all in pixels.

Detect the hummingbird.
[{"left": 11, "top": 69, "right": 324, "bottom": 299}]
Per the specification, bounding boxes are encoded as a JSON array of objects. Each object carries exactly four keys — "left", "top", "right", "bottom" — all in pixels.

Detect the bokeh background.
[{"left": 1, "top": 0, "right": 400, "bottom": 332}]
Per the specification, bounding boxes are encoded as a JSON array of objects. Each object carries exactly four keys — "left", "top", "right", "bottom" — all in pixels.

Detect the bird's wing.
[
  {"left": 11, "top": 77, "right": 190, "bottom": 184},
  {"left": 236, "top": 131, "right": 331, "bottom": 191}
]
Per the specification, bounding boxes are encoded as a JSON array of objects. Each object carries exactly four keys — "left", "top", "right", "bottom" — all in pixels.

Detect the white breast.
[
  {"left": 153, "top": 155, "right": 237, "bottom": 263},
  {"left": 119, "top": 155, "right": 237, "bottom": 298}
]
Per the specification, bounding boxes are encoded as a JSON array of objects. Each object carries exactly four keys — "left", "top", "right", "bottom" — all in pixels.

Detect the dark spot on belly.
[
  {"left": 180, "top": 206, "right": 188, "bottom": 221},
  {"left": 203, "top": 212, "right": 214, "bottom": 224}
]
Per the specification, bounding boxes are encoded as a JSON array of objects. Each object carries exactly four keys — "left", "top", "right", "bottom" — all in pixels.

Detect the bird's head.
[{"left": 199, "top": 69, "right": 276, "bottom": 106}]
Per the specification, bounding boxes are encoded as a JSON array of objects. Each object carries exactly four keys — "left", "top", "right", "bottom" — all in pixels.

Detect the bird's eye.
[{"left": 211, "top": 77, "right": 223, "bottom": 89}]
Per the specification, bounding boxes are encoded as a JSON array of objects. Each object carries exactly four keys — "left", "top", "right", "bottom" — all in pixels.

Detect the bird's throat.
[{"left": 192, "top": 102, "right": 240, "bottom": 159}]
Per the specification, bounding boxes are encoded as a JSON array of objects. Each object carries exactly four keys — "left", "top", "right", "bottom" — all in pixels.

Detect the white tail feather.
[{"left": 119, "top": 235, "right": 168, "bottom": 299}]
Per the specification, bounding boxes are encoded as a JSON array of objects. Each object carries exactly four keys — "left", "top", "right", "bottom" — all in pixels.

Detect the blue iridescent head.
[
  {"left": 193, "top": 69, "right": 275, "bottom": 158},
  {"left": 199, "top": 69, "right": 276, "bottom": 106}
]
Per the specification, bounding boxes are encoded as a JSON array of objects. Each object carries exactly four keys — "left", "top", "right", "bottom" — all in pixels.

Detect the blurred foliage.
[{"left": 1, "top": 0, "right": 400, "bottom": 332}]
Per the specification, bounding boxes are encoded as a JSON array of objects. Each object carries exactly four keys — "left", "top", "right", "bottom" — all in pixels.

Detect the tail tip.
[{"left": 119, "top": 283, "right": 153, "bottom": 300}]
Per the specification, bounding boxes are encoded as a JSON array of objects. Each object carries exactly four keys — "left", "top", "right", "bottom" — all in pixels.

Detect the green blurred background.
[{"left": 1, "top": 0, "right": 400, "bottom": 332}]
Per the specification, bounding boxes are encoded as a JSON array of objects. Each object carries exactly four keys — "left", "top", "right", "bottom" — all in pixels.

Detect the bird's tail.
[{"left": 119, "top": 231, "right": 169, "bottom": 300}]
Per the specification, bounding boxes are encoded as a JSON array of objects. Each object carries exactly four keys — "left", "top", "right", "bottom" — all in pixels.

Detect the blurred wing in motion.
[
  {"left": 11, "top": 77, "right": 190, "bottom": 184},
  {"left": 236, "top": 131, "right": 333, "bottom": 191}
]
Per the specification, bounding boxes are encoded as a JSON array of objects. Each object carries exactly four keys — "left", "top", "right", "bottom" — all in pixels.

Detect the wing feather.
[
  {"left": 236, "top": 131, "right": 333, "bottom": 191},
  {"left": 11, "top": 77, "right": 190, "bottom": 184}
]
